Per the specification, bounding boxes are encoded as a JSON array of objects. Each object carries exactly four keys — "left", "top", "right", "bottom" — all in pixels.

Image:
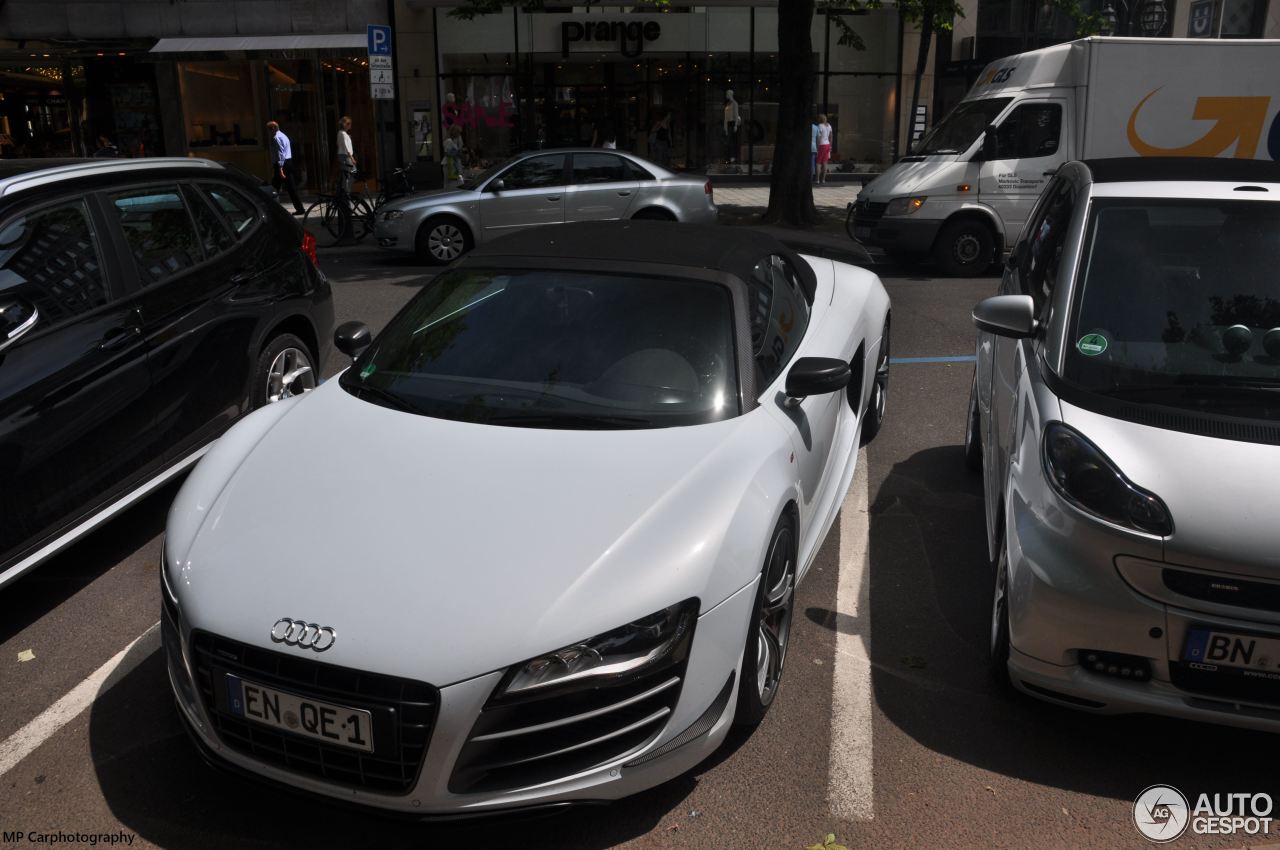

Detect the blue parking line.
[{"left": 889, "top": 355, "right": 977, "bottom": 364}]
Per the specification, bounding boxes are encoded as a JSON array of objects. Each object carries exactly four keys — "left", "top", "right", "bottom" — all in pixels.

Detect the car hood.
[
  {"left": 390, "top": 187, "right": 479, "bottom": 211},
  {"left": 1059, "top": 400, "right": 1280, "bottom": 577},
  {"left": 170, "top": 380, "right": 782, "bottom": 686},
  {"left": 859, "top": 156, "right": 965, "bottom": 201}
]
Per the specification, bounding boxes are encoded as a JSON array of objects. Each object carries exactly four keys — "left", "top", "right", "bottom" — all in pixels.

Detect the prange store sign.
[{"left": 529, "top": 13, "right": 708, "bottom": 57}]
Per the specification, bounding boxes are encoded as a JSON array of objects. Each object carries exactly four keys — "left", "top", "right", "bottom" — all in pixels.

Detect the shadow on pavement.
[
  {"left": 864, "top": 443, "right": 1275, "bottom": 802},
  {"left": 90, "top": 640, "right": 754, "bottom": 849}
]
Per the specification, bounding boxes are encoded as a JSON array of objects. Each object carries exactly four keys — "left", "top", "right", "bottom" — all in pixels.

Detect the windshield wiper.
[
  {"left": 1102, "top": 380, "right": 1280, "bottom": 397},
  {"left": 347, "top": 381, "right": 430, "bottom": 415},
  {"left": 481, "top": 412, "right": 654, "bottom": 429}
]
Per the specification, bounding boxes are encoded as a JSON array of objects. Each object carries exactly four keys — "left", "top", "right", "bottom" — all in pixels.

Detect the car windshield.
[
  {"left": 1063, "top": 198, "right": 1280, "bottom": 419},
  {"left": 460, "top": 160, "right": 510, "bottom": 190},
  {"left": 339, "top": 268, "right": 739, "bottom": 428},
  {"left": 913, "top": 98, "right": 1011, "bottom": 155}
]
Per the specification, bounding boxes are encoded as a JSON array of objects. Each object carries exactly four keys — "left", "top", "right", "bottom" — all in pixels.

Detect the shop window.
[
  {"left": 0, "top": 200, "right": 106, "bottom": 329},
  {"left": 110, "top": 188, "right": 202, "bottom": 287},
  {"left": 179, "top": 62, "right": 259, "bottom": 148},
  {"left": 499, "top": 154, "right": 567, "bottom": 190},
  {"left": 572, "top": 153, "right": 629, "bottom": 184},
  {"left": 994, "top": 103, "right": 1062, "bottom": 159}
]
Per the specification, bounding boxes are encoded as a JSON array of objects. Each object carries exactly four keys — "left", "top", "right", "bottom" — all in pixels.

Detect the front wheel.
[
  {"left": 415, "top": 218, "right": 471, "bottom": 265},
  {"left": 989, "top": 538, "right": 1012, "bottom": 686},
  {"left": 933, "top": 218, "right": 994, "bottom": 277},
  {"left": 964, "top": 371, "right": 983, "bottom": 471},
  {"left": 860, "top": 319, "right": 890, "bottom": 446},
  {"left": 735, "top": 514, "right": 798, "bottom": 727},
  {"left": 253, "top": 334, "right": 316, "bottom": 409}
]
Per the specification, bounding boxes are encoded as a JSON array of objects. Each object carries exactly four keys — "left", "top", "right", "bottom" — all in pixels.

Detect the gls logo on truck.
[
  {"left": 1128, "top": 87, "right": 1280, "bottom": 161},
  {"left": 977, "top": 65, "right": 1016, "bottom": 86}
]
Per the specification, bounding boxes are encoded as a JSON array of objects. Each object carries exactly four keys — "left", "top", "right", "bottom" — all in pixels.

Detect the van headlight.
[
  {"left": 493, "top": 599, "right": 698, "bottom": 700},
  {"left": 1042, "top": 422, "right": 1173, "bottom": 536},
  {"left": 884, "top": 196, "right": 927, "bottom": 216}
]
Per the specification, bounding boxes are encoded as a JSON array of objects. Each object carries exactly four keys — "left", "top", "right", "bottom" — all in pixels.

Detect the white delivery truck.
[{"left": 850, "top": 37, "right": 1280, "bottom": 275}]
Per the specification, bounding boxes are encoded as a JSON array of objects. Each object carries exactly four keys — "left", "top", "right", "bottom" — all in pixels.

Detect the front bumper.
[
  {"left": 373, "top": 215, "right": 419, "bottom": 253},
  {"left": 849, "top": 203, "right": 940, "bottom": 254},
  {"left": 164, "top": 581, "right": 755, "bottom": 814},
  {"left": 1005, "top": 492, "right": 1280, "bottom": 733}
]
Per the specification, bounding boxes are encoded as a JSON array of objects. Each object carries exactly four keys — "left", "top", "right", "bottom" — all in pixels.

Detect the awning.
[{"left": 149, "top": 34, "right": 366, "bottom": 54}]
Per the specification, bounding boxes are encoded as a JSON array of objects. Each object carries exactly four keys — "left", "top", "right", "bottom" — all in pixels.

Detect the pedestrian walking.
[
  {"left": 815, "top": 114, "right": 833, "bottom": 184},
  {"left": 810, "top": 119, "right": 819, "bottom": 182},
  {"left": 648, "top": 113, "right": 671, "bottom": 168},
  {"left": 336, "top": 115, "right": 357, "bottom": 198},
  {"left": 267, "top": 121, "right": 305, "bottom": 215},
  {"left": 443, "top": 125, "right": 464, "bottom": 185},
  {"left": 92, "top": 135, "right": 120, "bottom": 158}
]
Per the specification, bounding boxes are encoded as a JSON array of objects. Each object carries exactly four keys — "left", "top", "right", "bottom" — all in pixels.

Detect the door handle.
[
  {"left": 617, "top": 191, "right": 632, "bottom": 197},
  {"left": 545, "top": 196, "right": 561, "bottom": 202},
  {"left": 98, "top": 325, "right": 141, "bottom": 352},
  {"left": 230, "top": 269, "right": 255, "bottom": 285}
]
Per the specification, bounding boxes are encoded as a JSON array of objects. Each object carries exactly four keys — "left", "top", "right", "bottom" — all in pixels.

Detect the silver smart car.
[
  {"left": 374, "top": 148, "right": 717, "bottom": 265},
  {"left": 966, "top": 157, "right": 1280, "bottom": 731}
]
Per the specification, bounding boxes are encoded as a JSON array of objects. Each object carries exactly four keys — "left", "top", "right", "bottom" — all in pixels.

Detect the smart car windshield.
[
  {"left": 913, "top": 98, "right": 1011, "bottom": 155},
  {"left": 339, "top": 268, "right": 739, "bottom": 428},
  {"left": 1063, "top": 198, "right": 1280, "bottom": 419}
]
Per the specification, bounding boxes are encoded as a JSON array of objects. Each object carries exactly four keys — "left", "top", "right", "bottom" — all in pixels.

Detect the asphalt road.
[{"left": 1, "top": 249, "right": 1275, "bottom": 850}]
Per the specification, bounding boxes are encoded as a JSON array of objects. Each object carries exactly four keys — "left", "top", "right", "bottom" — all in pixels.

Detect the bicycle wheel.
[
  {"left": 351, "top": 197, "right": 375, "bottom": 242},
  {"left": 302, "top": 199, "right": 328, "bottom": 233},
  {"left": 325, "top": 201, "right": 349, "bottom": 240}
]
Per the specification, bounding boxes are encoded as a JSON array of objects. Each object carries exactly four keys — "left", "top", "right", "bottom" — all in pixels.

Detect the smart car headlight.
[
  {"left": 382, "top": 209, "right": 405, "bottom": 221},
  {"left": 1042, "top": 422, "right": 1172, "bottom": 536},
  {"left": 884, "top": 196, "right": 927, "bottom": 216},
  {"left": 495, "top": 599, "right": 698, "bottom": 700}
]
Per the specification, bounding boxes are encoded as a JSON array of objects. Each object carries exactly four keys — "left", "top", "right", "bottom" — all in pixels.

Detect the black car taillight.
[
  {"left": 302, "top": 230, "right": 318, "bottom": 267},
  {"left": 704, "top": 180, "right": 713, "bottom": 197}
]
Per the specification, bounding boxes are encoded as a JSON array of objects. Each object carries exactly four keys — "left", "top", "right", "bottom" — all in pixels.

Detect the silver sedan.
[{"left": 374, "top": 148, "right": 718, "bottom": 265}]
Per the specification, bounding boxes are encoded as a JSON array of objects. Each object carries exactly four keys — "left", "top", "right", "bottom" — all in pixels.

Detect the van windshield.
[
  {"left": 1064, "top": 198, "right": 1280, "bottom": 420},
  {"left": 913, "top": 98, "right": 1011, "bottom": 155}
]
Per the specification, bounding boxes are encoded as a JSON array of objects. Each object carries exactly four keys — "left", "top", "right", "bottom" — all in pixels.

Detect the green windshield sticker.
[
  {"left": 1076, "top": 333, "right": 1108, "bottom": 356},
  {"left": 360, "top": 362, "right": 377, "bottom": 379}
]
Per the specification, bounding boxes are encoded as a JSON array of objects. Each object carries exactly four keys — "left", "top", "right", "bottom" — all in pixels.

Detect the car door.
[
  {"left": 478, "top": 153, "right": 567, "bottom": 236},
  {"left": 983, "top": 177, "right": 1076, "bottom": 544},
  {"left": 977, "top": 99, "right": 1068, "bottom": 248},
  {"left": 0, "top": 194, "right": 155, "bottom": 568},
  {"left": 102, "top": 182, "right": 261, "bottom": 464},
  {"left": 565, "top": 153, "right": 640, "bottom": 222}
]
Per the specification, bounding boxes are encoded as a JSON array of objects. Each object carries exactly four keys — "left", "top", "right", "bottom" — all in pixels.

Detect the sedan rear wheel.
[{"left": 735, "top": 514, "right": 797, "bottom": 726}]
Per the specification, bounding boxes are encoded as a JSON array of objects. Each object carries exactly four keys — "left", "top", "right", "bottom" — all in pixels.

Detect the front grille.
[
  {"left": 449, "top": 658, "right": 688, "bottom": 795},
  {"left": 190, "top": 631, "right": 438, "bottom": 794},
  {"left": 1164, "top": 569, "right": 1280, "bottom": 614},
  {"left": 854, "top": 200, "right": 888, "bottom": 227}
]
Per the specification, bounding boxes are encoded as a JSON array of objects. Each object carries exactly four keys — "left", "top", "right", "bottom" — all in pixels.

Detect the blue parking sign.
[{"left": 367, "top": 25, "right": 392, "bottom": 56}]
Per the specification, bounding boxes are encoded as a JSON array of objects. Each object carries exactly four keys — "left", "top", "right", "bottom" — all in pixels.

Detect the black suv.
[{"left": 0, "top": 157, "right": 334, "bottom": 588}]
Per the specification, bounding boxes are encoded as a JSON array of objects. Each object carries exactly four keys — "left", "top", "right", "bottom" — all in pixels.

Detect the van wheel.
[{"left": 934, "top": 219, "right": 994, "bottom": 277}]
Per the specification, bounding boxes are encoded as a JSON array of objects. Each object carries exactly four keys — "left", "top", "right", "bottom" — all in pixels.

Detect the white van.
[{"left": 850, "top": 37, "right": 1280, "bottom": 275}]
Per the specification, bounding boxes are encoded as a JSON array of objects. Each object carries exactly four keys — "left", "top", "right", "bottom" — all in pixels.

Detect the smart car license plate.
[
  {"left": 224, "top": 674, "right": 375, "bottom": 753},
  {"left": 854, "top": 226, "right": 871, "bottom": 241},
  {"left": 1182, "top": 627, "right": 1280, "bottom": 679}
]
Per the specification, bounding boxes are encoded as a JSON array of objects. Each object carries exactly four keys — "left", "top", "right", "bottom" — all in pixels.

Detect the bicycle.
[
  {"left": 346, "top": 166, "right": 416, "bottom": 238},
  {"left": 302, "top": 193, "right": 364, "bottom": 241}
]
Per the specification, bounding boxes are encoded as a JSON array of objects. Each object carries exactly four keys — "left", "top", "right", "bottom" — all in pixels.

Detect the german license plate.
[
  {"left": 854, "top": 226, "right": 871, "bottom": 241},
  {"left": 224, "top": 674, "right": 375, "bottom": 753},
  {"left": 1182, "top": 627, "right": 1280, "bottom": 680}
]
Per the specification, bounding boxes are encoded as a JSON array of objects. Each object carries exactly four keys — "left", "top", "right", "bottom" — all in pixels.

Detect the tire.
[
  {"left": 964, "top": 370, "right": 983, "bottom": 471},
  {"left": 302, "top": 199, "right": 329, "bottom": 234},
  {"left": 860, "top": 319, "right": 890, "bottom": 446},
  {"left": 252, "top": 334, "right": 317, "bottom": 409},
  {"left": 735, "top": 513, "right": 798, "bottom": 727},
  {"left": 324, "top": 202, "right": 349, "bottom": 241},
  {"left": 845, "top": 206, "right": 858, "bottom": 241},
  {"left": 989, "top": 536, "right": 1012, "bottom": 687},
  {"left": 933, "top": 218, "right": 995, "bottom": 277},
  {"left": 631, "top": 208, "right": 676, "bottom": 222},
  {"left": 415, "top": 217, "right": 472, "bottom": 265},
  {"left": 350, "top": 197, "right": 375, "bottom": 242}
]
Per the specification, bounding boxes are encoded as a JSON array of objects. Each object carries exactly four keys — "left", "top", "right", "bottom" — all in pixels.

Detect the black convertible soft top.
[{"left": 465, "top": 221, "right": 817, "bottom": 302}]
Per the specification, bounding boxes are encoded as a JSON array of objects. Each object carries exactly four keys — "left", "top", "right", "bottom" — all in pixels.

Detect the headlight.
[
  {"left": 494, "top": 599, "right": 698, "bottom": 700},
  {"left": 884, "top": 196, "right": 927, "bottom": 216},
  {"left": 382, "top": 209, "right": 405, "bottom": 221},
  {"left": 1042, "top": 422, "right": 1173, "bottom": 536}
]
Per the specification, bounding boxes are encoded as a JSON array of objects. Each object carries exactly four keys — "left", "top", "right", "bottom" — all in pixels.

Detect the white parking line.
[
  {"left": 828, "top": 449, "right": 874, "bottom": 821},
  {"left": 0, "top": 622, "right": 160, "bottom": 777}
]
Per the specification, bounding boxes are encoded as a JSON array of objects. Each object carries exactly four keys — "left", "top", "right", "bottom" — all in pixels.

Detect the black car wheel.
[
  {"left": 860, "top": 319, "right": 890, "bottom": 446},
  {"left": 254, "top": 334, "right": 316, "bottom": 408},
  {"left": 934, "top": 218, "right": 994, "bottom": 277},
  {"left": 990, "top": 537, "right": 1012, "bottom": 686},
  {"left": 416, "top": 217, "right": 472, "bottom": 265},
  {"left": 964, "top": 371, "right": 983, "bottom": 471},
  {"left": 735, "top": 514, "right": 797, "bottom": 727},
  {"left": 631, "top": 208, "right": 676, "bottom": 222}
]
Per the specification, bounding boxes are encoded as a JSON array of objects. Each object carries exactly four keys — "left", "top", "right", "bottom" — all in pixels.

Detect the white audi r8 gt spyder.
[{"left": 162, "top": 221, "right": 890, "bottom": 815}]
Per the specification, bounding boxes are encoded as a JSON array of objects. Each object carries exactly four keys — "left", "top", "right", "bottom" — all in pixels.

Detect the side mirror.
[
  {"left": 489, "top": 178, "right": 505, "bottom": 193},
  {"left": 784, "top": 357, "right": 851, "bottom": 406},
  {"left": 335, "top": 321, "right": 372, "bottom": 360},
  {"left": 0, "top": 298, "right": 38, "bottom": 353},
  {"left": 972, "top": 295, "right": 1037, "bottom": 339},
  {"left": 980, "top": 125, "right": 999, "bottom": 161}
]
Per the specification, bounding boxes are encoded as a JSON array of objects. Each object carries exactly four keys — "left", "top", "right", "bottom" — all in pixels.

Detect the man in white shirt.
[
  {"left": 267, "top": 120, "right": 305, "bottom": 215},
  {"left": 336, "top": 115, "right": 357, "bottom": 197}
]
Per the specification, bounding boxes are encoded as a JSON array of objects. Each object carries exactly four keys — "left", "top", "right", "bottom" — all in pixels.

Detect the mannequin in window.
[{"left": 724, "top": 90, "right": 741, "bottom": 165}]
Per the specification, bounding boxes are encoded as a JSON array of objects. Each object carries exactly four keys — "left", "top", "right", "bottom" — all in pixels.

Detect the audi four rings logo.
[{"left": 270, "top": 618, "right": 336, "bottom": 652}]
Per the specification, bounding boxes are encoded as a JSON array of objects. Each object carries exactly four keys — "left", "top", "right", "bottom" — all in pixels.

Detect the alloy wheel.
[
  {"left": 265, "top": 347, "right": 315, "bottom": 404},
  {"left": 428, "top": 224, "right": 465, "bottom": 262},
  {"left": 991, "top": 546, "right": 1009, "bottom": 657},
  {"left": 756, "top": 523, "right": 796, "bottom": 705}
]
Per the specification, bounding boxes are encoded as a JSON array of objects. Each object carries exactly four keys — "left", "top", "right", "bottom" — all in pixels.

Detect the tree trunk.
[
  {"left": 906, "top": 19, "right": 934, "bottom": 155},
  {"left": 763, "top": 0, "right": 817, "bottom": 226}
]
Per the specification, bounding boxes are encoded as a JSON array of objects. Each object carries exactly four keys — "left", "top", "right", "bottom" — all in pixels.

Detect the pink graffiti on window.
[{"left": 443, "top": 101, "right": 515, "bottom": 130}]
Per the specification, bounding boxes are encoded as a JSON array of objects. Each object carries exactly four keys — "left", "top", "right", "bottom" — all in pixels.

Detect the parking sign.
[{"left": 367, "top": 25, "right": 392, "bottom": 56}]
